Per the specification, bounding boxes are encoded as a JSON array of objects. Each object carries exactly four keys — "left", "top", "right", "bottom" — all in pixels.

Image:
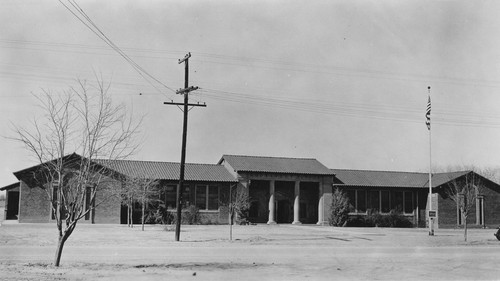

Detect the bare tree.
[
  {"left": 226, "top": 184, "right": 250, "bottom": 240},
  {"left": 444, "top": 169, "right": 489, "bottom": 242},
  {"left": 121, "top": 176, "right": 159, "bottom": 230},
  {"left": 10, "top": 77, "right": 140, "bottom": 266}
]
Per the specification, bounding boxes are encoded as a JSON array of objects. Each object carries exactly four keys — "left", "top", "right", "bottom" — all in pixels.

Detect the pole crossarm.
[
  {"left": 176, "top": 86, "right": 199, "bottom": 95},
  {"left": 164, "top": 101, "right": 206, "bottom": 107},
  {"left": 178, "top": 52, "right": 191, "bottom": 64}
]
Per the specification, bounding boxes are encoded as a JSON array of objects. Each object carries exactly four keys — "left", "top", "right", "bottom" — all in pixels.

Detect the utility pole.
[{"left": 164, "top": 52, "right": 206, "bottom": 241}]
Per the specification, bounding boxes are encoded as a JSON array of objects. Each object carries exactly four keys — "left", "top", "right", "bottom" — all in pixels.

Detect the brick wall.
[
  {"left": 437, "top": 193, "right": 458, "bottom": 227},
  {"left": 19, "top": 180, "right": 51, "bottom": 223},
  {"left": 482, "top": 185, "right": 500, "bottom": 227},
  {"left": 90, "top": 175, "right": 122, "bottom": 224},
  {"left": 437, "top": 185, "right": 500, "bottom": 228},
  {"left": 18, "top": 174, "right": 122, "bottom": 224}
]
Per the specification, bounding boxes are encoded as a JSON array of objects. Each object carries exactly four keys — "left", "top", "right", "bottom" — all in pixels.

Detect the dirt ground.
[{"left": 0, "top": 223, "right": 499, "bottom": 280}]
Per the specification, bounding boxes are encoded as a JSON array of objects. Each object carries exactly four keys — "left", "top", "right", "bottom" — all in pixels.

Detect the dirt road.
[{"left": 0, "top": 224, "right": 499, "bottom": 280}]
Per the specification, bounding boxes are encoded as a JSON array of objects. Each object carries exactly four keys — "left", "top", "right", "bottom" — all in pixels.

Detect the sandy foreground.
[{"left": 0, "top": 223, "right": 499, "bottom": 281}]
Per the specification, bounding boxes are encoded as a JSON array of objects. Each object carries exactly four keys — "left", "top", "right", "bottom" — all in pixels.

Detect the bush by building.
[
  {"left": 346, "top": 209, "right": 413, "bottom": 228},
  {"left": 329, "top": 188, "right": 351, "bottom": 227}
]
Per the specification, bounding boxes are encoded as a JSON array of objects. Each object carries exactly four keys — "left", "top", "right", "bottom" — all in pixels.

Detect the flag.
[{"left": 425, "top": 95, "right": 431, "bottom": 130}]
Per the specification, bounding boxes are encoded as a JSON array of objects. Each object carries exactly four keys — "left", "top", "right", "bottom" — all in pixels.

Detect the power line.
[
  {"left": 197, "top": 88, "right": 500, "bottom": 129},
  {"left": 5, "top": 38, "right": 500, "bottom": 90},
  {"left": 57, "top": 0, "right": 176, "bottom": 99}
]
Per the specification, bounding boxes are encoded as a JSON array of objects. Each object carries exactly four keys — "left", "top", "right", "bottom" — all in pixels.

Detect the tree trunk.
[
  {"left": 127, "top": 204, "right": 131, "bottom": 227},
  {"left": 141, "top": 197, "right": 145, "bottom": 231},
  {"left": 130, "top": 201, "right": 134, "bottom": 228},
  {"left": 230, "top": 209, "right": 234, "bottom": 241},
  {"left": 54, "top": 236, "right": 66, "bottom": 267},
  {"left": 464, "top": 214, "right": 468, "bottom": 242},
  {"left": 54, "top": 226, "right": 74, "bottom": 267}
]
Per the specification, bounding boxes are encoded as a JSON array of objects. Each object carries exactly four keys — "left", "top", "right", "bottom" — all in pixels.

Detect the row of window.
[
  {"left": 164, "top": 184, "right": 220, "bottom": 211},
  {"left": 345, "top": 189, "right": 415, "bottom": 214}
]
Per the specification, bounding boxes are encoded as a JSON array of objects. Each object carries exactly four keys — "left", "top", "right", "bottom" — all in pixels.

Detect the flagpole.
[{"left": 427, "top": 86, "right": 434, "bottom": 236}]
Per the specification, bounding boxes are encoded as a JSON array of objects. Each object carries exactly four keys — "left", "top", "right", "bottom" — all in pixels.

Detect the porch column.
[
  {"left": 292, "top": 181, "right": 301, "bottom": 224},
  {"left": 317, "top": 182, "right": 324, "bottom": 225},
  {"left": 267, "top": 180, "right": 276, "bottom": 224}
]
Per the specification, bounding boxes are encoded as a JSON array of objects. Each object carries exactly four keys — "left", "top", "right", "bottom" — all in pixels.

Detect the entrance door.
[{"left": 6, "top": 191, "right": 19, "bottom": 220}]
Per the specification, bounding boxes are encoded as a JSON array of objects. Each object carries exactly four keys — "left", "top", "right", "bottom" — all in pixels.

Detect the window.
[
  {"left": 164, "top": 184, "right": 190, "bottom": 209},
  {"left": 195, "top": 185, "right": 207, "bottom": 209},
  {"left": 404, "top": 191, "right": 413, "bottom": 214},
  {"left": 164, "top": 185, "right": 177, "bottom": 209},
  {"left": 357, "top": 190, "right": 366, "bottom": 213},
  {"left": 368, "top": 190, "right": 380, "bottom": 212},
  {"left": 345, "top": 190, "right": 356, "bottom": 212},
  {"left": 393, "top": 191, "right": 403, "bottom": 212},
  {"left": 208, "top": 186, "right": 219, "bottom": 210},
  {"left": 195, "top": 185, "right": 219, "bottom": 211},
  {"left": 381, "top": 191, "right": 390, "bottom": 213}
]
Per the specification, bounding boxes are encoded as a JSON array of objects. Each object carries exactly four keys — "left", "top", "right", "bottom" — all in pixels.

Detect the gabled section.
[
  {"left": 219, "top": 154, "right": 334, "bottom": 175},
  {"left": 0, "top": 182, "right": 20, "bottom": 191}
]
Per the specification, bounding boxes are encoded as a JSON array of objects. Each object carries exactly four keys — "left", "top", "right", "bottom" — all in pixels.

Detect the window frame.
[
  {"left": 195, "top": 184, "right": 220, "bottom": 211},
  {"left": 346, "top": 189, "right": 414, "bottom": 215}
]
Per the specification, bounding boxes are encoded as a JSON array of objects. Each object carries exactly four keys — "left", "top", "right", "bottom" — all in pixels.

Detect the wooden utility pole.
[{"left": 164, "top": 52, "right": 206, "bottom": 241}]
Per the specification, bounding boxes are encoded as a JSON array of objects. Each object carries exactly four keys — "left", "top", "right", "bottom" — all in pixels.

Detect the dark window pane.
[
  {"left": 404, "top": 192, "right": 413, "bottom": 213},
  {"left": 208, "top": 185, "right": 219, "bottom": 210},
  {"left": 394, "top": 191, "right": 403, "bottom": 212},
  {"left": 165, "top": 185, "right": 177, "bottom": 210},
  {"left": 345, "top": 190, "right": 356, "bottom": 212},
  {"left": 357, "top": 190, "right": 366, "bottom": 213},
  {"left": 196, "top": 185, "right": 206, "bottom": 210},
  {"left": 381, "top": 191, "right": 390, "bottom": 213},
  {"left": 368, "top": 190, "right": 380, "bottom": 212},
  {"left": 183, "top": 185, "right": 190, "bottom": 206}
]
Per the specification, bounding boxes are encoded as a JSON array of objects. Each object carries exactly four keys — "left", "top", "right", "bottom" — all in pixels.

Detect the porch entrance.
[
  {"left": 6, "top": 191, "right": 19, "bottom": 220},
  {"left": 275, "top": 181, "right": 294, "bottom": 223},
  {"left": 299, "top": 182, "right": 319, "bottom": 224}
]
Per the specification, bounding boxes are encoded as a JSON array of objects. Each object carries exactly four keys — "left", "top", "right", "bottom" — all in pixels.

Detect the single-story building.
[
  {"left": 3, "top": 153, "right": 237, "bottom": 224},
  {"left": 332, "top": 169, "right": 500, "bottom": 228},
  {"left": 2, "top": 153, "right": 500, "bottom": 228},
  {"left": 96, "top": 158, "right": 238, "bottom": 224}
]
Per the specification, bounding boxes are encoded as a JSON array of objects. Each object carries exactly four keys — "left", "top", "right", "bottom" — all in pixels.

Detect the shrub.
[
  {"left": 346, "top": 209, "right": 413, "bottom": 228},
  {"left": 146, "top": 204, "right": 173, "bottom": 225},
  {"left": 181, "top": 205, "right": 201, "bottom": 225},
  {"left": 366, "top": 210, "right": 384, "bottom": 227},
  {"left": 384, "top": 210, "right": 413, "bottom": 228},
  {"left": 148, "top": 204, "right": 202, "bottom": 225},
  {"left": 329, "top": 188, "right": 350, "bottom": 227}
]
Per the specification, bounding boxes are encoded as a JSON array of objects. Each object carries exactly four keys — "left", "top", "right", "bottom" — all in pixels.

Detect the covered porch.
[{"left": 247, "top": 179, "right": 324, "bottom": 225}]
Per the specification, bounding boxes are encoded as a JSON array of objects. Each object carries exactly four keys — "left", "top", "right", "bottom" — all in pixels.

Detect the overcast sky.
[{"left": 1, "top": 0, "right": 500, "bottom": 187}]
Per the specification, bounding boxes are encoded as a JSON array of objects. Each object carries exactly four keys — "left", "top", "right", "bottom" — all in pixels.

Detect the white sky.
[{"left": 1, "top": 0, "right": 500, "bottom": 187}]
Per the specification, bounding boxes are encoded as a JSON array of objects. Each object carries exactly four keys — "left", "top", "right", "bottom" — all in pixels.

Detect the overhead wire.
[
  {"left": 5, "top": 37, "right": 500, "bottom": 90},
  {"left": 196, "top": 88, "right": 500, "bottom": 129},
  {"left": 57, "top": 0, "right": 176, "bottom": 100}
]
